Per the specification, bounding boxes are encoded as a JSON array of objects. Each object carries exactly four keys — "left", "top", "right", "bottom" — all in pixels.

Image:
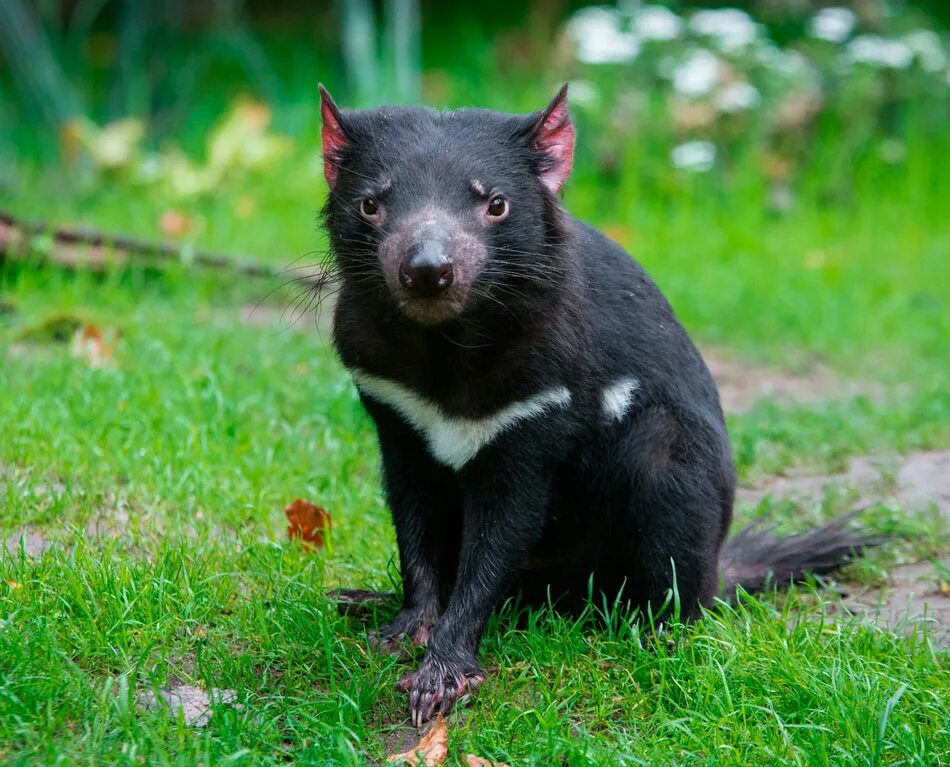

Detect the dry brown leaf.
[
  {"left": 285, "top": 499, "right": 331, "bottom": 549},
  {"left": 70, "top": 324, "right": 118, "bottom": 368},
  {"left": 465, "top": 755, "right": 511, "bottom": 767},
  {"left": 387, "top": 714, "right": 448, "bottom": 765}
]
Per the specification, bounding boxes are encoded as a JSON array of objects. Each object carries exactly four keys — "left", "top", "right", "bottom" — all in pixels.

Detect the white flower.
[
  {"left": 567, "top": 7, "right": 641, "bottom": 65},
  {"left": 715, "top": 81, "right": 760, "bottom": 113},
  {"left": 846, "top": 35, "right": 913, "bottom": 69},
  {"left": 690, "top": 9, "right": 758, "bottom": 52},
  {"left": 633, "top": 5, "right": 682, "bottom": 42},
  {"left": 671, "top": 141, "right": 716, "bottom": 172},
  {"left": 807, "top": 7, "right": 856, "bottom": 44},
  {"left": 903, "top": 30, "right": 948, "bottom": 73},
  {"left": 672, "top": 49, "right": 720, "bottom": 98}
]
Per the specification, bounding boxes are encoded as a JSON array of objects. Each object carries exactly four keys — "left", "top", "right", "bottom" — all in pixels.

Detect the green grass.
[
  {"left": 2, "top": 60, "right": 950, "bottom": 767},
  {"left": 1, "top": 250, "right": 947, "bottom": 764}
]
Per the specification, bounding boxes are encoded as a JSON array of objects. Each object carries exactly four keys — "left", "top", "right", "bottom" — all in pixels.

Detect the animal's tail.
[{"left": 718, "top": 513, "right": 878, "bottom": 598}]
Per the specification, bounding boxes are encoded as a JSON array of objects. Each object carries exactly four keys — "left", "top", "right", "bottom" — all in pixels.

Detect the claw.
[
  {"left": 399, "top": 660, "right": 486, "bottom": 726},
  {"left": 367, "top": 608, "right": 436, "bottom": 657},
  {"left": 367, "top": 629, "right": 405, "bottom": 656}
]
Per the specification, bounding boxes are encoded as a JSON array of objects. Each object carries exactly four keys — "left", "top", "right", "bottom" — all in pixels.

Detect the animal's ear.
[
  {"left": 529, "top": 84, "right": 575, "bottom": 194},
  {"left": 319, "top": 84, "right": 349, "bottom": 189}
]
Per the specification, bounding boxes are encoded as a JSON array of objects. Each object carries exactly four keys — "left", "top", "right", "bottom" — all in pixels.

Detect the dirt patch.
[
  {"left": 383, "top": 723, "right": 422, "bottom": 759},
  {"left": 1, "top": 508, "right": 133, "bottom": 559},
  {"left": 702, "top": 347, "right": 884, "bottom": 414},
  {"left": 0, "top": 467, "right": 139, "bottom": 560},
  {"left": 844, "top": 561, "right": 950, "bottom": 646},
  {"left": 2, "top": 528, "right": 52, "bottom": 558},
  {"left": 739, "top": 450, "right": 950, "bottom": 644},
  {"left": 738, "top": 450, "right": 950, "bottom": 519},
  {"left": 892, "top": 452, "right": 950, "bottom": 520}
]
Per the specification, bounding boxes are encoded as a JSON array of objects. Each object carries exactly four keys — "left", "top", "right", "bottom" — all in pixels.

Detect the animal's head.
[{"left": 319, "top": 86, "right": 575, "bottom": 325}]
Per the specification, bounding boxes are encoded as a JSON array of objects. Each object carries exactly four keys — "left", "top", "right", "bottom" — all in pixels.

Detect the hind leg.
[{"left": 614, "top": 406, "right": 734, "bottom": 622}]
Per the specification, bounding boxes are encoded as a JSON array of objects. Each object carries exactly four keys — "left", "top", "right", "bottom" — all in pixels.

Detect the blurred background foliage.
[
  {"left": 0, "top": 0, "right": 947, "bottom": 246},
  {"left": 0, "top": 0, "right": 950, "bottom": 202}
]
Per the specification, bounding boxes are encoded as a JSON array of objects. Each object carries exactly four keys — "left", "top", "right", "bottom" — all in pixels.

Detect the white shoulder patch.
[
  {"left": 351, "top": 370, "right": 572, "bottom": 470},
  {"left": 601, "top": 377, "right": 640, "bottom": 421}
]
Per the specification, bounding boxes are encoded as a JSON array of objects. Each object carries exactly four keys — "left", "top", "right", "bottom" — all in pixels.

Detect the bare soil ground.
[
  {"left": 737, "top": 450, "right": 949, "bottom": 644},
  {"left": 737, "top": 451, "right": 950, "bottom": 519},
  {"left": 703, "top": 347, "right": 887, "bottom": 414}
]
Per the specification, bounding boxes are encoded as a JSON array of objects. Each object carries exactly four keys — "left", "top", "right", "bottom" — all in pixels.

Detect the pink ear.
[
  {"left": 319, "top": 84, "right": 348, "bottom": 189},
  {"left": 531, "top": 84, "right": 575, "bottom": 193}
]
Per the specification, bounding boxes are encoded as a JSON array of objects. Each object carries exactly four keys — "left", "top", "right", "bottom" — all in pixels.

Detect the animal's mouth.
[{"left": 396, "top": 290, "right": 468, "bottom": 325}]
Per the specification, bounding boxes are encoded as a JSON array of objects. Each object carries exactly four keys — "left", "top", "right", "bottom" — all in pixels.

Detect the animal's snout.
[{"left": 399, "top": 240, "right": 454, "bottom": 297}]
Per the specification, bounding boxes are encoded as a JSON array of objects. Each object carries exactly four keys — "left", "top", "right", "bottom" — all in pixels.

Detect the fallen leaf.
[
  {"left": 61, "top": 117, "right": 145, "bottom": 169},
  {"left": 387, "top": 714, "right": 448, "bottom": 765},
  {"left": 70, "top": 324, "right": 118, "bottom": 368},
  {"left": 207, "top": 98, "right": 290, "bottom": 174},
  {"left": 160, "top": 210, "right": 194, "bottom": 237},
  {"left": 285, "top": 499, "right": 331, "bottom": 549},
  {"left": 136, "top": 684, "right": 237, "bottom": 728},
  {"left": 5, "top": 580, "right": 21, "bottom": 590},
  {"left": 465, "top": 755, "right": 511, "bottom": 767}
]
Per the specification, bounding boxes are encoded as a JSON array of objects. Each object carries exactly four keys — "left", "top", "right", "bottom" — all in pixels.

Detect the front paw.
[
  {"left": 396, "top": 654, "right": 485, "bottom": 727},
  {"left": 368, "top": 607, "right": 436, "bottom": 655}
]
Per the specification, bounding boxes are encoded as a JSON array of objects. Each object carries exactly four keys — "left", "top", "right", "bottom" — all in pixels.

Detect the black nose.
[{"left": 399, "top": 240, "right": 454, "bottom": 297}]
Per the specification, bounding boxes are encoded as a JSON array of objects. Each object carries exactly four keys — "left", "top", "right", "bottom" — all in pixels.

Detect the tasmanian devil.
[{"left": 318, "top": 84, "right": 870, "bottom": 726}]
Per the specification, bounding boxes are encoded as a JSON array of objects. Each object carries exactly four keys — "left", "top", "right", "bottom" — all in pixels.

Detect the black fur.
[{"left": 318, "top": 87, "right": 872, "bottom": 725}]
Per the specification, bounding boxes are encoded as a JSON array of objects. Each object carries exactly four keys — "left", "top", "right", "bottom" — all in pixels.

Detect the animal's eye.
[
  {"left": 361, "top": 197, "right": 379, "bottom": 217},
  {"left": 487, "top": 196, "right": 507, "bottom": 217}
]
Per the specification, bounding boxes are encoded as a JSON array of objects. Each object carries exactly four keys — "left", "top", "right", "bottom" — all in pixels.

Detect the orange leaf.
[
  {"left": 387, "top": 714, "right": 448, "bottom": 765},
  {"left": 465, "top": 756, "right": 511, "bottom": 767},
  {"left": 285, "top": 499, "right": 331, "bottom": 549},
  {"left": 5, "top": 580, "right": 21, "bottom": 590},
  {"left": 70, "top": 324, "right": 118, "bottom": 368}
]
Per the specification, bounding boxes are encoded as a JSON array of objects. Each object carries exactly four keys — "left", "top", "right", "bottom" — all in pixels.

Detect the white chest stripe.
[
  {"left": 602, "top": 377, "right": 641, "bottom": 421},
  {"left": 351, "top": 370, "right": 572, "bottom": 470}
]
